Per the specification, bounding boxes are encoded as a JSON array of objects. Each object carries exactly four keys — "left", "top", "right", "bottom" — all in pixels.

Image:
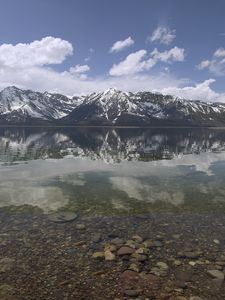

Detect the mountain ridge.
[{"left": 1, "top": 86, "right": 225, "bottom": 126}]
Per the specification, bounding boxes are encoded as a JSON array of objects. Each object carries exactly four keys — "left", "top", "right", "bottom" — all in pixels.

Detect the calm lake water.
[{"left": 1, "top": 126, "right": 225, "bottom": 215}]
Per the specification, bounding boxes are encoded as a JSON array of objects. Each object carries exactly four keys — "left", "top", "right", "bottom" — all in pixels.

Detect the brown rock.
[
  {"left": 131, "top": 253, "right": 147, "bottom": 261},
  {"left": 117, "top": 246, "right": 135, "bottom": 256},
  {"left": 120, "top": 270, "right": 139, "bottom": 281},
  {"left": 118, "top": 270, "right": 160, "bottom": 296},
  {"left": 174, "top": 266, "right": 193, "bottom": 282},
  {"left": 184, "top": 251, "right": 200, "bottom": 259},
  {"left": 111, "top": 238, "right": 124, "bottom": 245}
]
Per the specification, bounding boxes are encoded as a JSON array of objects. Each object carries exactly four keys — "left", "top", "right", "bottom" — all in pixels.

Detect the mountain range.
[{"left": 1, "top": 86, "right": 225, "bottom": 126}]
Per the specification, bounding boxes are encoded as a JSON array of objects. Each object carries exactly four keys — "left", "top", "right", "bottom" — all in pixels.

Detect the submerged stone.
[
  {"left": 0, "top": 258, "right": 15, "bottom": 273},
  {"left": 131, "top": 253, "right": 147, "bottom": 262},
  {"left": 207, "top": 269, "right": 224, "bottom": 280},
  {"left": 156, "top": 262, "right": 169, "bottom": 270},
  {"left": 124, "top": 289, "right": 141, "bottom": 297},
  {"left": 117, "top": 246, "right": 135, "bottom": 256},
  {"left": 110, "top": 238, "right": 124, "bottom": 245},
  {"left": 48, "top": 211, "right": 78, "bottom": 223},
  {"left": 131, "top": 235, "right": 143, "bottom": 243},
  {"left": 92, "top": 233, "right": 102, "bottom": 243},
  {"left": 104, "top": 250, "right": 116, "bottom": 261},
  {"left": 92, "top": 252, "right": 104, "bottom": 259},
  {"left": 128, "top": 263, "right": 140, "bottom": 273},
  {"left": 0, "top": 284, "right": 14, "bottom": 298},
  {"left": 174, "top": 267, "right": 193, "bottom": 282},
  {"left": 76, "top": 223, "right": 86, "bottom": 230}
]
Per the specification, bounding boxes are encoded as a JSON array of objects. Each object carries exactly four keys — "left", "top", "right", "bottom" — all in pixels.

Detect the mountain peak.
[
  {"left": 103, "top": 87, "right": 121, "bottom": 95},
  {"left": 2, "top": 86, "right": 21, "bottom": 94},
  {"left": 3, "top": 86, "right": 20, "bottom": 90}
]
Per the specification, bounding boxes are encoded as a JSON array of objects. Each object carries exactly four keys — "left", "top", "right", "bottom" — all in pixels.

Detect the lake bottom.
[{"left": 1, "top": 210, "right": 225, "bottom": 300}]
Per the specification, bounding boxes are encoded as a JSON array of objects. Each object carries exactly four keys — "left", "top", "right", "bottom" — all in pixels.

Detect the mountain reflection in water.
[{"left": 0, "top": 127, "right": 225, "bottom": 214}]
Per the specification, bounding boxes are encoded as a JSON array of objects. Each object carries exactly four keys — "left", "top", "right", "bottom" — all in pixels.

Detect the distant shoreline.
[{"left": 1, "top": 124, "right": 225, "bottom": 129}]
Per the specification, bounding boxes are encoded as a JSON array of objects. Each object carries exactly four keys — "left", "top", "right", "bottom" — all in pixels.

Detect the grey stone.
[
  {"left": 207, "top": 269, "right": 224, "bottom": 280},
  {"left": 156, "top": 262, "right": 169, "bottom": 270},
  {"left": 131, "top": 235, "right": 143, "bottom": 243},
  {"left": 124, "top": 289, "right": 141, "bottom": 297},
  {"left": 212, "top": 278, "right": 224, "bottom": 289},
  {"left": 213, "top": 239, "right": 220, "bottom": 245},
  {"left": 131, "top": 253, "right": 147, "bottom": 262},
  {"left": 92, "top": 233, "right": 102, "bottom": 243},
  {"left": 183, "top": 251, "right": 200, "bottom": 259},
  {"left": 76, "top": 223, "right": 86, "bottom": 230},
  {"left": 150, "top": 267, "right": 167, "bottom": 277},
  {"left": 48, "top": 211, "right": 78, "bottom": 223},
  {"left": 111, "top": 238, "right": 124, "bottom": 245},
  {"left": 128, "top": 263, "right": 140, "bottom": 273},
  {"left": 154, "top": 240, "right": 163, "bottom": 247},
  {"left": 172, "top": 234, "right": 181, "bottom": 239}
]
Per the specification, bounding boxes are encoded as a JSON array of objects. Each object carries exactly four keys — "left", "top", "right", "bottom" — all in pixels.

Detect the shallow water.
[{"left": 1, "top": 126, "right": 225, "bottom": 215}]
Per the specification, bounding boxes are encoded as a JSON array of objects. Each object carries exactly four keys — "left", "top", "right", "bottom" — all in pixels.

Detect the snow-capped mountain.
[
  {"left": 62, "top": 88, "right": 225, "bottom": 126},
  {"left": 0, "top": 86, "right": 81, "bottom": 122},
  {"left": 1, "top": 86, "right": 225, "bottom": 126}
]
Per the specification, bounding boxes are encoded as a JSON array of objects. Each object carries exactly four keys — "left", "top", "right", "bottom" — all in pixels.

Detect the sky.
[{"left": 0, "top": 0, "right": 225, "bottom": 101}]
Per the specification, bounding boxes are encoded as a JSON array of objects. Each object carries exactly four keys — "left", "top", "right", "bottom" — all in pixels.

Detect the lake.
[
  {"left": 1, "top": 127, "right": 225, "bottom": 214},
  {"left": 1, "top": 127, "right": 225, "bottom": 299}
]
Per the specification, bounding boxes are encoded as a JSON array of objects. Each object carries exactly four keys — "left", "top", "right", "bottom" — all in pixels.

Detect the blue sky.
[{"left": 0, "top": 0, "right": 225, "bottom": 101}]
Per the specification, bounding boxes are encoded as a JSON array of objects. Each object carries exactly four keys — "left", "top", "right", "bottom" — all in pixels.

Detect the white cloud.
[
  {"left": 197, "top": 60, "right": 211, "bottom": 70},
  {"left": 0, "top": 36, "right": 73, "bottom": 69},
  {"left": 151, "top": 47, "right": 185, "bottom": 63},
  {"left": 0, "top": 63, "right": 185, "bottom": 96},
  {"left": 69, "top": 64, "right": 90, "bottom": 74},
  {"left": 109, "top": 50, "right": 153, "bottom": 76},
  {"left": 197, "top": 48, "right": 225, "bottom": 76},
  {"left": 0, "top": 64, "right": 225, "bottom": 102},
  {"left": 162, "top": 79, "right": 225, "bottom": 102},
  {"left": 0, "top": 36, "right": 224, "bottom": 103},
  {"left": 214, "top": 47, "right": 225, "bottom": 58},
  {"left": 148, "top": 26, "right": 176, "bottom": 45},
  {"left": 109, "top": 47, "right": 185, "bottom": 76},
  {"left": 110, "top": 36, "right": 134, "bottom": 53}
]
